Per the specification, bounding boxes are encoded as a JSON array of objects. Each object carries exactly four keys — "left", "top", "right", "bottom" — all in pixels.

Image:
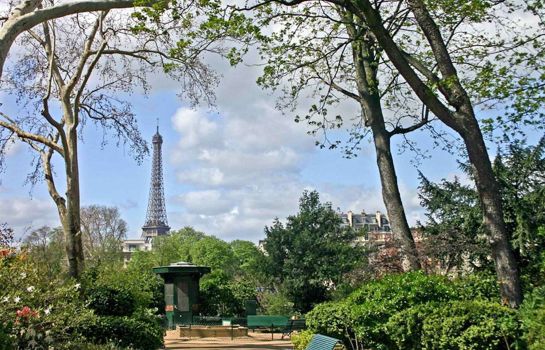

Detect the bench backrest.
[
  {"left": 305, "top": 334, "right": 342, "bottom": 350},
  {"left": 287, "top": 318, "right": 306, "bottom": 329},
  {"left": 247, "top": 315, "right": 289, "bottom": 327}
]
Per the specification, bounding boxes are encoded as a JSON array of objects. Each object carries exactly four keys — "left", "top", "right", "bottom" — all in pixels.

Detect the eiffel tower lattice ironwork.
[{"left": 142, "top": 124, "right": 170, "bottom": 241}]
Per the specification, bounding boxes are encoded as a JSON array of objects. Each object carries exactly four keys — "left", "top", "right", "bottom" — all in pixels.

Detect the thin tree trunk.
[
  {"left": 370, "top": 115, "right": 421, "bottom": 270},
  {"left": 345, "top": 12, "right": 421, "bottom": 270}
]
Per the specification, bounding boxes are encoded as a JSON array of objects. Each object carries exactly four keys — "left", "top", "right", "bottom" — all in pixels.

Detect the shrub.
[
  {"left": 384, "top": 303, "right": 437, "bottom": 350},
  {"left": 386, "top": 301, "right": 520, "bottom": 350},
  {"left": 0, "top": 322, "right": 12, "bottom": 350},
  {"left": 292, "top": 330, "right": 315, "bottom": 350},
  {"left": 520, "top": 285, "right": 545, "bottom": 350},
  {"left": 0, "top": 255, "right": 97, "bottom": 349},
  {"left": 344, "top": 272, "right": 456, "bottom": 349},
  {"left": 452, "top": 272, "right": 499, "bottom": 301},
  {"left": 420, "top": 300, "right": 520, "bottom": 350},
  {"left": 86, "top": 285, "right": 136, "bottom": 317},
  {"left": 81, "top": 311, "right": 163, "bottom": 350},
  {"left": 306, "top": 301, "right": 355, "bottom": 342},
  {"left": 82, "top": 262, "right": 163, "bottom": 312},
  {"left": 305, "top": 272, "right": 515, "bottom": 350}
]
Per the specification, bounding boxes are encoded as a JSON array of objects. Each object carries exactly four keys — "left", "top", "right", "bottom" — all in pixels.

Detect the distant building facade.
[
  {"left": 340, "top": 210, "right": 392, "bottom": 242},
  {"left": 257, "top": 209, "right": 393, "bottom": 252},
  {"left": 122, "top": 125, "right": 170, "bottom": 263}
]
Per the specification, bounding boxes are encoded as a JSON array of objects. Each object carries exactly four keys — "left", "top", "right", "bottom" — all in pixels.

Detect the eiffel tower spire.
[{"left": 142, "top": 122, "right": 170, "bottom": 240}]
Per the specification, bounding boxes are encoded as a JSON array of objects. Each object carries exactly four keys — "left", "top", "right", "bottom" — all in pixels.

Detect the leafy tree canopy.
[{"left": 262, "top": 190, "right": 366, "bottom": 312}]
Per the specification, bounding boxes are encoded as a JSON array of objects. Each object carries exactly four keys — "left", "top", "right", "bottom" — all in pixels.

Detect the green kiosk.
[{"left": 153, "top": 261, "right": 211, "bottom": 328}]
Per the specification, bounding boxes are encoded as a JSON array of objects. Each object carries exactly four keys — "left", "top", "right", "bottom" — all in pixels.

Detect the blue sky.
[{"left": 0, "top": 46, "right": 468, "bottom": 243}]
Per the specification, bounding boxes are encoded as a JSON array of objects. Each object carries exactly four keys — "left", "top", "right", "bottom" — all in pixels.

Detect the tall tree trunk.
[
  {"left": 345, "top": 13, "right": 421, "bottom": 270},
  {"left": 461, "top": 119, "right": 522, "bottom": 307},
  {"left": 370, "top": 112, "right": 421, "bottom": 270},
  {"left": 65, "top": 128, "right": 84, "bottom": 278}
]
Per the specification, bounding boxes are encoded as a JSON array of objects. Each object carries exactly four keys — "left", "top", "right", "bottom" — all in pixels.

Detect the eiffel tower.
[{"left": 142, "top": 123, "right": 170, "bottom": 242}]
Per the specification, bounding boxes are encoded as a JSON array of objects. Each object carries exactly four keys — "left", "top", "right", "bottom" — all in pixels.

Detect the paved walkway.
[{"left": 164, "top": 330, "right": 294, "bottom": 350}]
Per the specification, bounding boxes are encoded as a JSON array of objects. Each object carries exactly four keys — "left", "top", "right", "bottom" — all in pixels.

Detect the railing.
[{"left": 191, "top": 316, "right": 222, "bottom": 326}]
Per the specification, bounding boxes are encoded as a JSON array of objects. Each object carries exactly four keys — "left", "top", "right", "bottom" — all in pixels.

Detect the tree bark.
[
  {"left": 63, "top": 129, "right": 84, "bottom": 278},
  {"left": 370, "top": 113, "right": 421, "bottom": 270},
  {"left": 460, "top": 118, "right": 522, "bottom": 307},
  {"left": 345, "top": 12, "right": 421, "bottom": 270}
]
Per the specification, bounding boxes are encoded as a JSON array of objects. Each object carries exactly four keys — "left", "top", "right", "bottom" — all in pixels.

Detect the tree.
[
  {"left": 248, "top": 0, "right": 545, "bottom": 306},
  {"left": 230, "top": 239, "right": 268, "bottom": 283},
  {"left": 418, "top": 175, "right": 491, "bottom": 274},
  {"left": 256, "top": 2, "right": 424, "bottom": 270},
  {"left": 22, "top": 226, "right": 65, "bottom": 278},
  {"left": 262, "top": 190, "right": 365, "bottom": 312},
  {"left": 150, "top": 226, "right": 206, "bottom": 266},
  {"left": 80, "top": 205, "right": 127, "bottom": 264},
  {"left": 0, "top": 0, "right": 137, "bottom": 80},
  {"left": 0, "top": 0, "right": 256, "bottom": 278},
  {"left": 331, "top": 0, "right": 545, "bottom": 307},
  {"left": 419, "top": 137, "right": 545, "bottom": 284},
  {"left": 190, "top": 236, "right": 238, "bottom": 276}
]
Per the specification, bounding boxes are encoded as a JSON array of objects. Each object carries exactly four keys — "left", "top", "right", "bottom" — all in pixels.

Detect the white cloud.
[
  {"left": 161, "top": 47, "right": 432, "bottom": 242},
  {"left": 168, "top": 176, "right": 426, "bottom": 242},
  {"left": 0, "top": 197, "right": 59, "bottom": 239},
  {"left": 171, "top": 108, "right": 222, "bottom": 150}
]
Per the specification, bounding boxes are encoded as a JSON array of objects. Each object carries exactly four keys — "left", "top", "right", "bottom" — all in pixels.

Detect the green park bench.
[
  {"left": 305, "top": 334, "right": 343, "bottom": 350},
  {"left": 247, "top": 315, "right": 289, "bottom": 340},
  {"left": 281, "top": 318, "right": 306, "bottom": 338}
]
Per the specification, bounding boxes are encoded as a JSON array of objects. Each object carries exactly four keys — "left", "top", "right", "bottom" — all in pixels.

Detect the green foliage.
[
  {"left": 130, "top": 0, "right": 262, "bottom": 78},
  {"left": 190, "top": 236, "right": 237, "bottom": 276},
  {"left": 452, "top": 272, "right": 500, "bottom": 301},
  {"left": 262, "top": 190, "right": 365, "bottom": 312},
  {"left": 423, "top": 300, "right": 519, "bottom": 350},
  {"left": 418, "top": 173, "right": 490, "bottom": 272},
  {"left": 306, "top": 300, "right": 357, "bottom": 342},
  {"left": 86, "top": 286, "right": 136, "bottom": 317},
  {"left": 150, "top": 226, "right": 206, "bottom": 266},
  {"left": 387, "top": 300, "right": 520, "bottom": 350},
  {"left": 230, "top": 240, "right": 268, "bottom": 283},
  {"left": 85, "top": 260, "right": 163, "bottom": 312},
  {"left": 79, "top": 261, "right": 164, "bottom": 349},
  {"left": 419, "top": 137, "right": 545, "bottom": 281},
  {"left": 199, "top": 271, "right": 257, "bottom": 316},
  {"left": 384, "top": 303, "right": 436, "bottom": 350},
  {"left": 291, "top": 330, "right": 315, "bottom": 350},
  {"left": 22, "top": 226, "right": 66, "bottom": 279},
  {"left": 81, "top": 311, "right": 163, "bottom": 350},
  {"left": 259, "top": 291, "right": 294, "bottom": 316},
  {"left": 305, "top": 272, "right": 511, "bottom": 350},
  {"left": 520, "top": 285, "right": 545, "bottom": 349}
]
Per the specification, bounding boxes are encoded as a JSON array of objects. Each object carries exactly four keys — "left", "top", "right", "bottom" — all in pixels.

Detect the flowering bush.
[{"left": 0, "top": 253, "right": 95, "bottom": 349}]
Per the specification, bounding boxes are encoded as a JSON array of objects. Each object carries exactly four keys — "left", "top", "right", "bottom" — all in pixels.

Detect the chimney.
[
  {"left": 347, "top": 211, "right": 353, "bottom": 227},
  {"left": 376, "top": 211, "right": 382, "bottom": 228}
]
